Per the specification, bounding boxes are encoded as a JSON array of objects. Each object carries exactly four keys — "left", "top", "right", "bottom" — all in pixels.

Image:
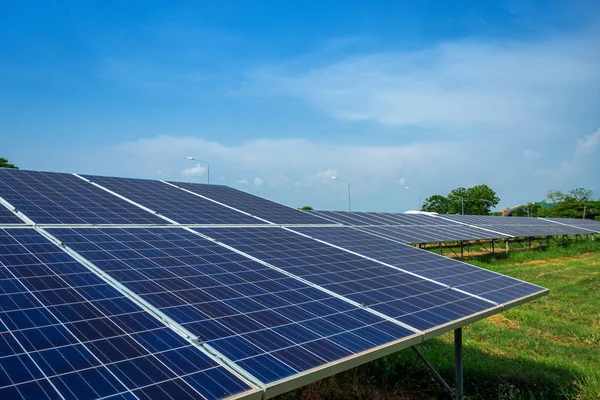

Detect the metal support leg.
[
  {"left": 455, "top": 328, "right": 464, "bottom": 399},
  {"left": 460, "top": 241, "right": 464, "bottom": 259},
  {"left": 412, "top": 328, "right": 465, "bottom": 399}
]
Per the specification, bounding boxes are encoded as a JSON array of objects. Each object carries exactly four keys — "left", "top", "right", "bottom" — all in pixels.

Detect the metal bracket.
[{"left": 412, "top": 328, "right": 464, "bottom": 399}]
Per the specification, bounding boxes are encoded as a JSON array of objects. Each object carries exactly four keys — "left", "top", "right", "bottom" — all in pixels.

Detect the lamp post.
[
  {"left": 405, "top": 186, "right": 421, "bottom": 210},
  {"left": 456, "top": 196, "right": 464, "bottom": 215},
  {"left": 186, "top": 156, "right": 210, "bottom": 184},
  {"left": 331, "top": 176, "right": 351, "bottom": 211}
]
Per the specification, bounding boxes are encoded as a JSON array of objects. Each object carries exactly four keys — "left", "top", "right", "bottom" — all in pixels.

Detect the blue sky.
[{"left": 1, "top": 0, "right": 599, "bottom": 212}]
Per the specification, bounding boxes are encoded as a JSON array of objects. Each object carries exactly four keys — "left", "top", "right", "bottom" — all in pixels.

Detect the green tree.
[
  {"left": 546, "top": 190, "right": 564, "bottom": 207},
  {"left": 448, "top": 184, "right": 500, "bottom": 215},
  {"left": 421, "top": 194, "right": 450, "bottom": 213},
  {"left": 564, "top": 188, "right": 593, "bottom": 202},
  {"left": 298, "top": 205, "right": 314, "bottom": 210},
  {"left": 0, "top": 157, "right": 18, "bottom": 169}
]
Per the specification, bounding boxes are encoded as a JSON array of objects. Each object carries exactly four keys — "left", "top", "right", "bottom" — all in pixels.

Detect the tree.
[
  {"left": 546, "top": 190, "right": 564, "bottom": 207},
  {"left": 0, "top": 157, "right": 18, "bottom": 169},
  {"left": 298, "top": 205, "right": 314, "bottom": 210},
  {"left": 564, "top": 188, "right": 593, "bottom": 202},
  {"left": 421, "top": 195, "right": 450, "bottom": 214},
  {"left": 421, "top": 184, "right": 500, "bottom": 215}
]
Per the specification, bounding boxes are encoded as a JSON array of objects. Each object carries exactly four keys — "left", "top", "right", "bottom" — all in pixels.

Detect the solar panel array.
[{"left": 0, "top": 169, "right": 555, "bottom": 399}]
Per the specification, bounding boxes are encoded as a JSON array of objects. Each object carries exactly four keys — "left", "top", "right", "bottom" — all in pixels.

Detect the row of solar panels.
[
  {"left": 0, "top": 169, "right": 549, "bottom": 399},
  {"left": 0, "top": 169, "right": 328, "bottom": 225},
  {"left": 312, "top": 211, "right": 600, "bottom": 244},
  {"left": 0, "top": 224, "right": 546, "bottom": 400}
]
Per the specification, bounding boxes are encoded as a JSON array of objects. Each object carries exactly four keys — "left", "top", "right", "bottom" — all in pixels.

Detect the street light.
[
  {"left": 186, "top": 156, "right": 210, "bottom": 184},
  {"left": 405, "top": 186, "right": 421, "bottom": 210},
  {"left": 331, "top": 176, "right": 351, "bottom": 211},
  {"left": 456, "top": 196, "right": 464, "bottom": 215}
]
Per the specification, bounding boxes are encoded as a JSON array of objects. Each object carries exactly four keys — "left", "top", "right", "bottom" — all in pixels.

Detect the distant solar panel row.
[
  {"left": 0, "top": 228, "right": 257, "bottom": 400},
  {"left": 435, "top": 214, "right": 595, "bottom": 236},
  {"left": 0, "top": 169, "right": 166, "bottom": 225},
  {"left": 170, "top": 182, "right": 331, "bottom": 225},
  {"left": 314, "top": 211, "right": 508, "bottom": 243}
]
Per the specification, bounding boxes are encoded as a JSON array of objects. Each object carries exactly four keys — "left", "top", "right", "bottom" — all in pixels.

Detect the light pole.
[
  {"left": 331, "top": 176, "right": 351, "bottom": 211},
  {"left": 405, "top": 186, "right": 421, "bottom": 210},
  {"left": 186, "top": 156, "right": 210, "bottom": 184},
  {"left": 456, "top": 196, "right": 464, "bottom": 215}
]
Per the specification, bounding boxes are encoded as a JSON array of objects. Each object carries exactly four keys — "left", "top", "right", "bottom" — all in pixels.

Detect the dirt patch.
[
  {"left": 488, "top": 314, "right": 520, "bottom": 330},
  {"left": 515, "top": 253, "right": 598, "bottom": 267}
]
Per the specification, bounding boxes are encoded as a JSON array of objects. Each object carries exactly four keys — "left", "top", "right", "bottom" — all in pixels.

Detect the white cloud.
[
  {"left": 575, "top": 128, "right": 600, "bottom": 156},
  {"left": 236, "top": 179, "right": 248, "bottom": 185},
  {"left": 398, "top": 177, "right": 406, "bottom": 185},
  {"left": 253, "top": 177, "right": 264, "bottom": 186},
  {"left": 248, "top": 31, "right": 600, "bottom": 135},
  {"left": 182, "top": 164, "right": 207, "bottom": 177},
  {"left": 524, "top": 150, "right": 541, "bottom": 159}
]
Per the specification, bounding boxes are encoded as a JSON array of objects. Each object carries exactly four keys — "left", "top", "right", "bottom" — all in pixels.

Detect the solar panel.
[
  {"left": 436, "top": 214, "right": 593, "bottom": 236},
  {"left": 194, "top": 227, "right": 501, "bottom": 332},
  {"left": 169, "top": 182, "right": 332, "bottom": 225},
  {"left": 82, "top": 175, "right": 264, "bottom": 225},
  {"left": 543, "top": 217, "right": 600, "bottom": 233},
  {"left": 0, "top": 169, "right": 167, "bottom": 225},
  {"left": 0, "top": 228, "right": 258, "bottom": 400},
  {"left": 290, "top": 227, "right": 546, "bottom": 304},
  {"left": 47, "top": 227, "right": 418, "bottom": 387}
]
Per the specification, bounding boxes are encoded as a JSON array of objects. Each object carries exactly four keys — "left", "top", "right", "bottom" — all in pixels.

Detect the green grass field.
[{"left": 278, "top": 239, "right": 600, "bottom": 400}]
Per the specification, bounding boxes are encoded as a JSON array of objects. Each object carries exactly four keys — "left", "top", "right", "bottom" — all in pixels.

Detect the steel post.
[{"left": 454, "top": 328, "right": 464, "bottom": 400}]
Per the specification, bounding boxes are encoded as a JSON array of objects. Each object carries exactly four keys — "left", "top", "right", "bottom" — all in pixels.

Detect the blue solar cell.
[
  {"left": 0, "top": 169, "right": 167, "bottom": 224},
  {"left": 169, "top": 181, "right": 332, "bottom": 225},
  {"left": 48, "top": 227, "right": 417, "bottom": 385},
  {"left": 194, "top": 227, "right": 499, "bottom": 330},
  {"left": 82, "top": 175, "right": 265, "bottom": 225},
  {"left": 291, "top": 226, "right": 546, "bottom": 304},
  {"left": 0, "top": 228, "right": 255, "bottom": 400},
  {"left": 0, "top": 205, "right": 22, "bottom": 224}
]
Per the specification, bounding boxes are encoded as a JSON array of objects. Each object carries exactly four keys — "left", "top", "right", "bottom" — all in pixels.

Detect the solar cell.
[
  {"left": 83, "top": 175, "right": 264, "bottom": 225},
  {"left": 436, "top": 214, "right": 593, "bottom": 236},
  {"left": 169, "top": 182, "right": 332, "bottom": 225},
  {"left": 0, "top": 228, "right": 258, "bottom": 400},
  {"left": 290, "top": 227, "right": 546, "bottom": 304},
  {"left": 0, "top": 169, "right": 167, "bottom": 225},
  {"left": 48, "top": 227, "right": 419, "bottom": 387},
  {"left": 194, "top": 227, "right": 500, "bottom": 332},
  {"left": 0, "top": 204, "right": 22, "bottom": 224}
]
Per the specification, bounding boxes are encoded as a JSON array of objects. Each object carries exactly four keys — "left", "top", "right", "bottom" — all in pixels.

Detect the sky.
[{"left": 1, "top": 0, "right": 599, "bottom": 212}]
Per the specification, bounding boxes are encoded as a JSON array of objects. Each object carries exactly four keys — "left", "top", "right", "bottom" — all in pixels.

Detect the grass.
[{"left": 277, "top": 239, "right": 600, "bottom": 400}]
